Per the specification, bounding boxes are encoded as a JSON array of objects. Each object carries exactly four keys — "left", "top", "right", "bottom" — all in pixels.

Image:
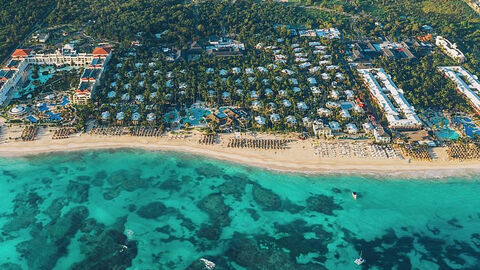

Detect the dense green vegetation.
[
  {"left": 0, "top": 0, "right": 55, "bottom": 61},
  {"left": 47, "top": 0, "right": 348, "bottom": 48},
  {"left": 197, "top": 1, "right": 348, "bottom": 41},
  {"left": 48, "top": 0, "right": 195, "bottom": 46},
  {"left": 373, "top": 56, "right": 471, "bottom": 113}
]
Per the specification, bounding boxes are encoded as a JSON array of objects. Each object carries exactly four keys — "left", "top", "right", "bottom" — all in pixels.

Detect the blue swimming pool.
[
  {"left": 46, "top": 111, "right": 62, "bottom": 121},
  {"left": 340, "top": 101, "right": 354, "bottom": 110},
  {"left": 455, "top": 117, "right": 480, "bottom": 138},
  {"left": 26, "top": 115, "right": 37, "bottom": 123},
  {"left": 182, "top": 108, "right": 208, "bottom": 126},
  {"left": 431, "top": 116, "right": 459, "bottom": 140}
]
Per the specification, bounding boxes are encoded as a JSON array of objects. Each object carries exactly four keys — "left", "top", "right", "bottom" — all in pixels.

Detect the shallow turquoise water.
[{"left": 0, "top": 150, "right": 479, "bottom": 269}]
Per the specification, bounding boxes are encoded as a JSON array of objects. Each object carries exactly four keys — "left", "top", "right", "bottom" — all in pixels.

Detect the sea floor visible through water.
[{"left": 0, "top": 149, "right": 479, "bottom": 270}]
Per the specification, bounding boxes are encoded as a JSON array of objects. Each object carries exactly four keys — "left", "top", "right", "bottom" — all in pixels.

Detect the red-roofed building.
[
  {"left": 92, "top": 47, "right": 112, "bottom": 57},
  {"left": 1, "top": 45, "right": 112, "bottom": 106},
  {"left": 12, "top": 49, "right": 32, "bottom": 58}
]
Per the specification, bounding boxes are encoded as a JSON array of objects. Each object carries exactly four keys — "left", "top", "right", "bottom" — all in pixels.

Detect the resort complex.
[
  {"left": 1, "top": 45, "right": 112, "bottom": 106},
  {"left": 0, "top": 0, "right": 479, "bottom": 166},
  {"left": 2, "top": 1, "right": 480, "bottom": 269}
]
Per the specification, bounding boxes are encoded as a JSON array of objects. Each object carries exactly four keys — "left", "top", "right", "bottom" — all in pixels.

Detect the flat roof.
[
  {"left": 358, "top": 68, "right": 422, "bottom": 129},
  {"left": 438, "top": 66, "right": 480, "bottom": 112}
]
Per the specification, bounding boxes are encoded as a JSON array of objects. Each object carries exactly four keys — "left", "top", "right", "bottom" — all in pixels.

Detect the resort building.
[
  {"left": 312, "top": 122, "right": 333, "bottom": 138},
  {"left": 373, "top": 127, "right": 391, "bottom": 143},
  {"left": 345, "top": 123, "right": 358, "bottom": 134},
  {"left": 358, "top": 68, "right": 422, "bottom": 130},
  {"left": 205, "top": 36, "right": 245, "bottom": 57},
  {"left": 438, "top": 66, "right": 480, "bottom": 114},
  {"left": 254, "top": 116, "right": 266, "bottom": 126},
  {"left": 0, "top": 56, "right": 29, "bottom": 106},
  {"left": 329, "top": 121, "right": 341, "bottom": 132},
  {"left": 298, "top": 28, "right": 340, "bottom": 39},
  {"left": 435, "top": 36, "right": 465, "bottom": 63},
  {"left": 0, "top": 45, "right": 112, "bottom": 106},
  {"left": 379, "top": 41, "right": 416, "bottom": 60}
]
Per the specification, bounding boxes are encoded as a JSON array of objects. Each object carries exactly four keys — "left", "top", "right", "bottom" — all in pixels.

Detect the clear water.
[{"left": 0, "top": 150, "right": 479, "bottom": 270}]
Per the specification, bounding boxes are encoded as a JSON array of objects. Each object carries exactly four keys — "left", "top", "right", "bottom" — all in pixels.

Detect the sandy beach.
[{"left": 0, "top": 128, "right": 479, "bottom": 179}]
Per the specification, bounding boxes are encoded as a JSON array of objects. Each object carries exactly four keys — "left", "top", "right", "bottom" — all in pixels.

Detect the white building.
[
  {"left": 312, "top": 122, "right": 333, "bottom": 138},
  {"left": 329, "top": 121, "right": 341, "bottom": 132},
  {"left": 358, "top": 68, "right": 422, "bottom": 130},
  {"left": 270, "top": 113, "right": 280, "bottom": 123},
  {"left": 297, "top": 102, "right": 308, "bottom": 110},
  {"left": 436, "top": 36, "right": 465, "bottom": 63},
  {"left": 438, "top": 66, "right": 480, "bottom": 114},
  {"left": 317, "top": 108, "right": 332, "bottom": 117},
  {"left": 286, "top": 115, "right": 297, "bottom": 125},
  {"left": 362, "top": 122, "right": 374, "bottom": 133},
  {"left": 1, "top": 46, "right": 112, "bottom": 106},
  {"left": 0, "top": 57, "right": 28, "bottom": 106},
  {"left": 374, "top": 127, "right": 391, "bottom": 143},
  {"left": 346, "top": 123, "right": 358, "bottom": 134},
  {"left": 308, "top": 77, "right": 317, "bottom": 85},
  {"left": 255, "top": 116, "right": 266, "bottom": 125}
]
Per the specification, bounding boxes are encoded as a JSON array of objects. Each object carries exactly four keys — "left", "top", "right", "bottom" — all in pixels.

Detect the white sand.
[{"left": 0, "top": 130, "right": 479, "bottom": 179}]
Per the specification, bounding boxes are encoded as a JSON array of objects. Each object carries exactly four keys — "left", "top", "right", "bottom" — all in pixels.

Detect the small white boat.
[
  {"left": 354, "top": 251, "right": 365, "bottom": 265},
  {"left": 352, "top": 192, "right": 358, "bottom": 200},
  {"left": 354, "top": 257, "right": 365, "bottom": 265}
]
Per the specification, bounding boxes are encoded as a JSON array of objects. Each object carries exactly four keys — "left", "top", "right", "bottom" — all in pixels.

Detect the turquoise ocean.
[{"left": 0, "top": 149, "right": 479, "bottom": 270}]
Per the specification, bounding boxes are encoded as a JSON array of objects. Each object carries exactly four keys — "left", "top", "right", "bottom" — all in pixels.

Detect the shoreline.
[{"left": 0, "top": 134, "right": 479, "bottom": 179}]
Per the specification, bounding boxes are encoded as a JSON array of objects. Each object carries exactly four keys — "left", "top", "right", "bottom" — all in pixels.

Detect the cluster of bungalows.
[
  {"left": 435, "top": 36, "right": 465, "bottom": 63},
  {"left": 438, "top": 66, "right": 480, "bottom": 114},
  {"left": 0, "top": 45, "right": 112, "bottom": 106},
  {"left": 254, "top": 39, "right": 367, "bottom": 135},
  {"left": 358, "top": 68, "right": 422, "bottom": 130},
  {"left": 101, "top": 110, "right": 158, "bottom": 125}
]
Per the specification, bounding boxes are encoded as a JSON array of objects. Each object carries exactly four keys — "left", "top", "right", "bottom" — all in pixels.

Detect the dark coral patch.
[
  {"left": 306, "top": 194, "right": 342, "bottom": 215},
  {"left": 137, "top": 202, "right": 167, "bottom": 219}
]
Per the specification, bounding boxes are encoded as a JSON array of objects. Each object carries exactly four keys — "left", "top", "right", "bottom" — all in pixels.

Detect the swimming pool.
[
  {"left": 432, "top": 116, "right": 459, "bottom": 141},
  {"left": 340, "top": 101, "right": 354, "bottom": 110},
  {"left": 181, "top": 107, "right": 208, "bottom": 126},
  {"left": 435, "top": 128, "right": 459, "bottom": 141},
  {"left": 454, "top": 117, "right": 480, "bottom": 138}
]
